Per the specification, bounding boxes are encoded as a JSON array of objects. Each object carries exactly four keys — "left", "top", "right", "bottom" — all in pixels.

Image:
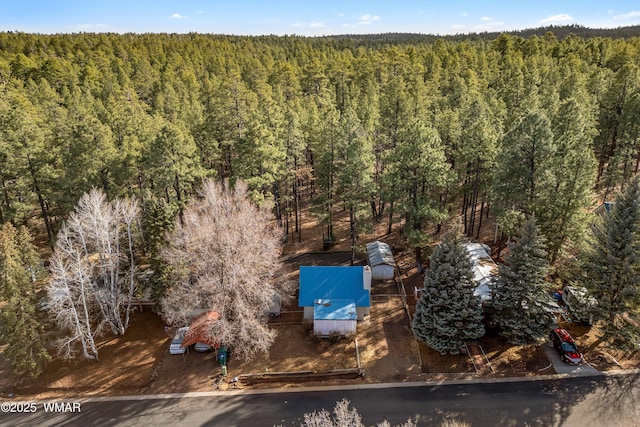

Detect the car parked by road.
[{"left": 550, "top": 328, "right": 583, "bottom": 364}]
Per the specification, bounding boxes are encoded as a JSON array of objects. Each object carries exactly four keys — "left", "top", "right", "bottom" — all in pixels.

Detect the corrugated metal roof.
[
  {"left": 465, "top": 243, "right": 498, "bottom": 302},
  {"left": 313, "top": 299, "right": 357, "bottom": 320},
  {"left": 366, "top": 241, "right": 396, "bottom": 267},
  {"left": 298, "top": 266, "right": 370, "bottom": 307},
  {"left": 182, "top": 310, "right": 220, "bottom": 348}
]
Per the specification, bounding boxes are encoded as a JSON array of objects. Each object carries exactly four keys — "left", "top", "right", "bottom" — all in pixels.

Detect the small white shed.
[
  {"left": 366, "top": 241, "right": 396, "bottom": 280},
  {"left": 313, "top": 299, "right": 357, "bottom": 337},
  {"left": 464, "top": 242, "right": 498, "bottom": 302}
]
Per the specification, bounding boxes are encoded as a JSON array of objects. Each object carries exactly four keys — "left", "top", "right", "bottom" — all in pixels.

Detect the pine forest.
[{"left": 0, "top": 31, "right": 639, "bottom": 254}]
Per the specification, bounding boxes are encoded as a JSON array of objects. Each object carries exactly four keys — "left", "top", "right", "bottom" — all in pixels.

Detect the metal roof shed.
[
  {"left": 464, "top": 242, "right": 498, "bottom": 302},
  {"left": 366, "top": 241, "right": 396, "bottom": 280},
  {"left": 313, "top": 299, "right": 357, "bottom": 337}
]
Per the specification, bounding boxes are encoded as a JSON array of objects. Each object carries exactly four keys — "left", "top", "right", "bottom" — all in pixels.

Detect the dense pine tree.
[
  {"left": 0, "top": 31, "right": 635, "bottom": 266},
  {"left": 140, "top": 195, "right": 178, "bottom": 305},
  {"left": 490, "top": 217, "right": 556, "bottom": 345},
  {"left": 411, "top": 229, "right": 485, "bottom": 354},
  {"left": 388, "top": 118, "right": 452, "bottom": 272},
  {"left": 583, "top": 177, "right": 640, "bottom": 350},
  {"left": 544, "top": 98, "right": 598, "bottom": 262},
  {"left": 0, "top": 223, "right": 50, "bottom": 377},
  {"left": 492, "top": 110, "right": 555, "bottom": 219},
  {"left": 336, "top": 107, "right": 375, "bottom": 265}
]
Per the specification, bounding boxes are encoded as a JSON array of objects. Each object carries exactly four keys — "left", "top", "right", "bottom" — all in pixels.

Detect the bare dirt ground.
[
  {"left": 1, "top": 204, "right": 638, "bottom": 399},
  {"left": 1, "top": 310, "right": 169, "bottom": 399}
]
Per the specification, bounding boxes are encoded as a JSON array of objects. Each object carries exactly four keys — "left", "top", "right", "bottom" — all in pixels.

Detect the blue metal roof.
[
  {"left": 313, "top": 299, "right": 358, "bottom": 320},
  {"left": 298, "top": 266, "right": 370, "bottom": 307}
]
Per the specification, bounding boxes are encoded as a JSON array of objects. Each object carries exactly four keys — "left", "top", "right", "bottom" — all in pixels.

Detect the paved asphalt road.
[{"left": 1, "top": 373, "right": 639, "bottom": 427}]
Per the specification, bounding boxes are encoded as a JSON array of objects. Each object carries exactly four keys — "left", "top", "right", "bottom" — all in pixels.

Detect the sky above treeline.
[{"left": 1, "top": 0, "right": 640, "bottom": 36}]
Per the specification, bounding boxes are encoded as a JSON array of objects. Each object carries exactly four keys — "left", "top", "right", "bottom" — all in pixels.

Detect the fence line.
[{"left": 395, "top": 263, "right": 422, "bottom": 370}]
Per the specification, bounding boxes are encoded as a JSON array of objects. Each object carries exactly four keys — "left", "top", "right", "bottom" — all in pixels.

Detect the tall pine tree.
[
  {"left": 0, "top": 223, "right": 50, "bottom": 377},
  {"left": 583, "top": 177, "right": 640, "bottom": 350},
  {"left": 492, "top": 110, "right": 555, "bottom": 243},
  {"left": 388, "top": 118, "right": 452, "bottom": 272},
  {"left": 336, "top": 107, "right": 375, "bottom": 265},
  {"left": 411, "top": 229, "right": 484, "bottom": 354},
  {"left": 491, "top": 217, "right": 555, "bottom": 345},
  {"left": 544, "top": 98, "right": 598, "bottom": 263}
]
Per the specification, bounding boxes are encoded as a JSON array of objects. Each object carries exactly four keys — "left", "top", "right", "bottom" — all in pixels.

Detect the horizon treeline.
[{"left": 1, "top": 30, "right": 639, "bottom": 264}]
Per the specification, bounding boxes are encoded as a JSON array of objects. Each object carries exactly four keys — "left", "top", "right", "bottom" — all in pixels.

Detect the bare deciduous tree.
[
  {"left": 47, "top": 228, "right": 102, "bottom": 360},
  {"left": 291, "top": 398, "right": 471, "bottom": 427},
  {"left": 160, "top": 179, "right": 291, "bottom": 360},
  {"left": 46, "top": 189, "right": 140, "bottom": 360},
  {"left": 292, "top": 399, "right": 417, "bottom": 427}
]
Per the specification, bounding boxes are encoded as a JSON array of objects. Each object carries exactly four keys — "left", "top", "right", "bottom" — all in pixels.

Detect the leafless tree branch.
[
  {"left": 161, "top": 179, "right": 293, "bottom": 360},
  {"left": 46, "top": 189, "right": 140, "bottom": 360}
]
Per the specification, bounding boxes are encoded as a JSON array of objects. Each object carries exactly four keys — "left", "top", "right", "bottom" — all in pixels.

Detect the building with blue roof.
[
  {"left": 298, "top": 266, "right": 371, "bottom": 327},
  {"left": 313, "top": 299, "right": 357, "bottom": 337}
]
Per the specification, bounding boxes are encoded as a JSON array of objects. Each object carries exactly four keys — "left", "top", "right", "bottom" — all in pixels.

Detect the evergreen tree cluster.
[
  {"left": 411, "top": 220, "right": 554, "bottom": 352},
  {"left": 0, "top": 30, "right": 637, "bottom": 262},
  {"left": 413, "top": 182, "right": 640, "bottom": 352},
  {"left": 412, "top": 230, "right": 484, "bottom": 354},
  {"left": 491, "top": 218, "right": 556, "bottom": 345},
  {"left": 583, "top": 177, "right": 640, "bottom": 350},
  {"left": 0, "top": 223, "right": 50, "bottom": 377}
]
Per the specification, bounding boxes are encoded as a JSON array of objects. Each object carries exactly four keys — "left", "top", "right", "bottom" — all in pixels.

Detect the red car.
[{"left": 550, "top": 328, "right": 583, "bottom": 364}]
